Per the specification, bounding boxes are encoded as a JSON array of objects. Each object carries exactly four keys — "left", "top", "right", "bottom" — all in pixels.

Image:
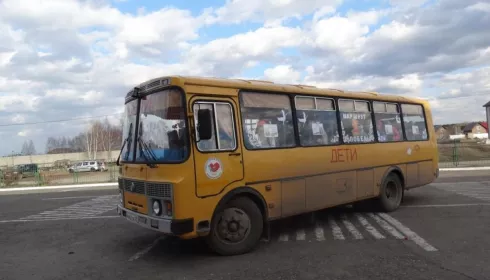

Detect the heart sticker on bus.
[{"left": 205, "top": 158, "right": 223, "bottom": 179}]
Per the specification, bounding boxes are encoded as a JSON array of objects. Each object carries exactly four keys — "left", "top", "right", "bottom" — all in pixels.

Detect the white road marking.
[
  {"left": 278, "top": 233, "right": 289, "bottom": 242},
  {"left": 0, "top": 216, "right": 119, "bottom": 223},
  {"left": 378, "top": 213, "right": 438, "bottom": 252},
  {"left": 439, "top": 167, "right": 490, "bottom": 171},
  {"left": 18, "top": 195, "right": 119, "bottom": 221},
  {"left": 128, "top": 236, "right": 165, "bottom": 262},
  {"left": 368, "top": 213, "right": 405, "bottom": 239},
  {"left": 433, "top": 183, "right": 490, "bottom": 202},
  {"left": 0, "top": 183, "right": 118, "bottom": 192},
  {"left": 341, "top": 214, "right": 363, "bottom": 240},
  {"left": 328, "top": 214, "right": 345, "bottom": 240},
  {"left": 402, "top": 203, "right": 490, "bottom": 208},
  {"left": 42, "top": 196, "right": 100, "bottom": 200},
  {"left": 296, "top": 228, "right": 306, "bottom": 241},
  {"left": 355, "top": 213, "right": 385, "bottom": 239},
  {"left": 314, "top": 221, "right": 325, "bottom": 241}
]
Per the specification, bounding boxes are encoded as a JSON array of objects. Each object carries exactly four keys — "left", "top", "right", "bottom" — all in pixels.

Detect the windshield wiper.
[
  {"left": 137, "top": 123, "right": 158, "bottom": 168},
  {"left": 116, "top": 122, "right": 133, "bottom": 166}
]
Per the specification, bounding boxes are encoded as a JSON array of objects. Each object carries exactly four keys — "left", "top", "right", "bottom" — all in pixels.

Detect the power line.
[{"left": 0, "top": 113, "right": 123, "bottom": 127}]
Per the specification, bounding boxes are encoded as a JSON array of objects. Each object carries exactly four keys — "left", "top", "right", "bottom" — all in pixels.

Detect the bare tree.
[
  {"left": 21, "top": 140, "right": 36, "bottom": 155},
  {"left": 44, "top": 119, "right": 123, "bottom": 156}
]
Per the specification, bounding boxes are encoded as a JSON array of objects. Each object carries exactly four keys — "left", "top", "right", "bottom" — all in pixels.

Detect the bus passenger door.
[{"left": 191, "top": 98, "right": 244, "bottom": 197}]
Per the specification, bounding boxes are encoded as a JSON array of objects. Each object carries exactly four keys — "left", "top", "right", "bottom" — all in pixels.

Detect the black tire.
[
  {"left": 206, "top": 196, "right": 263, "bottom": 256},
  {"left": 90, "top": 167, "right": 96, "bottom": 172},
  {"left": 376, "top": 173, "right": 404, "bottom": 212}
]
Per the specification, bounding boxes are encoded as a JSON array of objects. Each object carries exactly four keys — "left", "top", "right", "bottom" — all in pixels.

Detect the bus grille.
[{"left": 119, "top": 178, "right": 172, "bottom": 199}]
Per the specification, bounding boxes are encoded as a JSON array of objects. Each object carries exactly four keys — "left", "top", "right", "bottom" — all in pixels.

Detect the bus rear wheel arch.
[{"left": 206, "top": 196, "right": 264, "bottom": 256}]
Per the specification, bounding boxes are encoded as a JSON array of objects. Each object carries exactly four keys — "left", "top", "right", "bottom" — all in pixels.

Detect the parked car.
[
  {"left": 68, "top": 161, "right": 105, "bottom": 173},
  {"left": 97, "top": 161, "right": 108, "bottom": 172},
  {"left": 14, "top": 164, "right": 39, "bottom": 178}
]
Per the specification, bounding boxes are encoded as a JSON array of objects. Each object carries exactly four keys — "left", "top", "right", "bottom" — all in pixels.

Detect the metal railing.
[
  {"left": 438, "top": 140, "right": 490, "bottom": 168},
  {"left": 0, "top": 163, "right": 118, "bottom": 188}
]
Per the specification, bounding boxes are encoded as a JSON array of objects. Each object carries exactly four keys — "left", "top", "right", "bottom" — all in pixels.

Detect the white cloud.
[
  {"left": 466, "top": 2, "right": 490, "bottom": 12},
  {"left": 185, "top": 25, "right": 305, "bottom": 76},
  {"left": 207, "top": 0, "right": 342, "bottom": 24},
  {"left": 304, "top": 73, "right": 424, "bottom": 95},
  {"left": 263, "top": 65, "right": 301, "bottom": 84}
]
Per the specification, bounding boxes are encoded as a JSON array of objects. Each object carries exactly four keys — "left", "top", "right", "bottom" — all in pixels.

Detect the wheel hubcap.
[
  {"left": 385, "top": 181, "right": 399, "bottom": 201},
  {"left": 215, "top": 207, "right": 251, "bottom": 244}
]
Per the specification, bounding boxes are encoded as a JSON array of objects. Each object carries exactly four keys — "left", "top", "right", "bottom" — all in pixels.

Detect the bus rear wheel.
[
  {"left": 376, "top": 173, "right": 404, "bottom": 212},
  {"left": 206, "top": 196, "right": 263, "bottom": 256}
]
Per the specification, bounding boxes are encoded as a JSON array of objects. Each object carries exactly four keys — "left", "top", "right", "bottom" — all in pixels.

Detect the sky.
[{"left": 0, "top": 0, "right": 489, "bottom": 156}]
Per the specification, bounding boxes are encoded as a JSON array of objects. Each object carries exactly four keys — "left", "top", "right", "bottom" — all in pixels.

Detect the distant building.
[
  {"left": 463, "top": 122, "right": 488, "bottom": 138},
  {"left": 434, "top": 123, "right": 466, "bottom": 141}
]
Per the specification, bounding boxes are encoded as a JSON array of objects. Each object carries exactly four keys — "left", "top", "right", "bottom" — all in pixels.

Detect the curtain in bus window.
[
  {"left": 402, "top": 104, "right": 428, "bottom": 141},
  {"left": 295, "top": 97, "right": 340, "bottom": 146},
  {"left": 241, "top": 92, "right": 295, "bottom": 149},
  {"left": 373, "top": 102, "right": 403, "bottom": 142}
]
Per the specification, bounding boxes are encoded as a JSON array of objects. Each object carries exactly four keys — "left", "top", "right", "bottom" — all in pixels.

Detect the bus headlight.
[{"left": 152, "top": 200, "right": 162, "bottom": 215}]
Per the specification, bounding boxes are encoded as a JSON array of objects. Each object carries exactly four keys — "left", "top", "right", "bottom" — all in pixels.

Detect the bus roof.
[{"left": 137, "top": 75, "right": 428, "bottom": 105}]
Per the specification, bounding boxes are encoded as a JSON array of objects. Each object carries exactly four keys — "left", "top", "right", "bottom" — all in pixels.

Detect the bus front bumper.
[{"left": 117, "top": 205, "right": 194, "bottom": 235}]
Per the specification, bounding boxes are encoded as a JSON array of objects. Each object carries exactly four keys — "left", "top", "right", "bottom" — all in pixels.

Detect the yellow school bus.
[{"left": 116, "top": 75, "right": 439, "bottom": 255}]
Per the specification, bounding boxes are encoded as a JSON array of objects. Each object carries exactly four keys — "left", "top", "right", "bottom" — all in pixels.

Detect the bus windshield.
[{"left": 121, "top": 88, "right": 189, "bottom": 163}]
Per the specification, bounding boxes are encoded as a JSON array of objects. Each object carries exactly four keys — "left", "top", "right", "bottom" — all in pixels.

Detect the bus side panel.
[
  {"left": 305, "top": 171, "right": 356, "bottom": 212},
  {"left": 252, "top": 181, "right": 282, "bottom": 219},
  {"left": 418, "top": 161, "right": 435, "bottom": 186},
  {"left": 281, "top": 179, "right": 306, "bottom": 217},
  {"left": 356, "top": 169, "right": 374, "bottom": 199},
  {"left": 406, "top": 163, "right": 419, "bottom": 188}
]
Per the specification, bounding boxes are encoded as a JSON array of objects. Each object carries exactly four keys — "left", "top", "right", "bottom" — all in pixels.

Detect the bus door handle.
[{"left": 229, "top": 153, "right": 241, "bottom": 157}]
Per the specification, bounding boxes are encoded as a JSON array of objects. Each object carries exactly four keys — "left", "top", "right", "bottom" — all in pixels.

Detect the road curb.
[
  {"left": 440, "top": 167, "right": 490, "bottom": 171},
  {"left": 0, "top": 182, "right": 118, "bottom": 192}
]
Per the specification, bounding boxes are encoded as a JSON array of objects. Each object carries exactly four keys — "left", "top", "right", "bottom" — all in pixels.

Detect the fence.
[
  {"left": 0, "top": 162, "right": 119, "bottom": 188},
  {"left": 438, "top": 140, "right": 490, "bottom": 168}
]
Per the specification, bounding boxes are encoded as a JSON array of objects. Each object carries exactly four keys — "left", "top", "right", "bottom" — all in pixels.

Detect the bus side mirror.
[{"left": 197, "top": 109, "right": 213, "bottom": 140}]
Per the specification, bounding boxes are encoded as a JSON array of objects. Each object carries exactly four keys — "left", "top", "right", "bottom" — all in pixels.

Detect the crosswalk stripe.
[
  {"left": 19, "top": 195, "right": 118, "bottom": 221},
  {"left": 296, "top": 228, "right": 306, "bottom": 241},
  {"left": 341, "top": 213, "right": 363, "bottom": 239},
  {"left": 315, "top": 221, "right": 325, "bottom": 241},
  {"left": 278, "top": 233, "right": 289, "bottom": 242},
  {"left": 432, "top": 184, "right": 490, "bottom": 202},
  {"left": 355, "top": 213, "right": 385, "bottom": 239},
  {"left": 378, "top": 213, "right": 438, "bottom": 252},
  {"left": 328, "top": 214, "right": 345, "bottom": 240},
  {"left": 368, "top": 213, "right": 405, "bottom": 239}
]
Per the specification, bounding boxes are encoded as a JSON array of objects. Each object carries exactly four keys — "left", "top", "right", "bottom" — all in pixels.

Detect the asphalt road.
[{"left": 1, "top": 171, "right": 490, "bottom": 280}]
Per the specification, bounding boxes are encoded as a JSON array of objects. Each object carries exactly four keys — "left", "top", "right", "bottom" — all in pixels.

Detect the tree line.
[{"left": 45, "top": 119, "right": 123, "bottom": 158}]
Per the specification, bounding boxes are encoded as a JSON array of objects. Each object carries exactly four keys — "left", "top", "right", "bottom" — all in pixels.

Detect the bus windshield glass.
[
  {"left": 135, "top": 88, "right": 189, "bottom": 163},
  {"left": 121, "top": 100, "right": 137, "bottom": 161}
]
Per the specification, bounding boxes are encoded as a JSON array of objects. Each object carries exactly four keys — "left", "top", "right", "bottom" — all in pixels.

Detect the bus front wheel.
[
  {"left": 377, "top": 173, "right": 404, "bottom": 212},
  {"left": 206, "top": 196, "right": 263, "bottom": 256}
]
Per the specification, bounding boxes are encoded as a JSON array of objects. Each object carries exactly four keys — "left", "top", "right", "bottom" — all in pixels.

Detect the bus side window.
[
  {"left": 240, "top": 92, "right": 296, "bottom": 149},
  {"left": 373, "top": 102, "right": 403, "bottom": 142},
  {"left": 401, "top": 104, "right": 428, "bottom": 141},
  {"left": 295, "top": 96, "right": 340, "bottom": 146},
  {"left": 338, "top": 100, "right": 375, "bottom": 144},
  {"left": 193, "top": 102, "right": 237, "bottom": 152}
]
